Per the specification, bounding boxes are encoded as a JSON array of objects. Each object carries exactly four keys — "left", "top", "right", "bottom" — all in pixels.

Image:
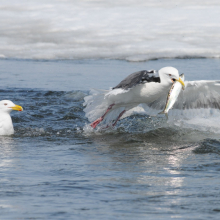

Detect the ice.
[{"left": 0, "top": 0, "right": 220, "bottom": 61}]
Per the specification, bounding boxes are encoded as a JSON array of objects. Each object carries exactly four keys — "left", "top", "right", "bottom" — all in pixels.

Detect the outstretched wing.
[
  {"left": 140, "top": 80, "right": 220, "bottom": 114},
  {"left": 113, "top": 70, "right": 160, "bottom": 90},
  {"left": 173, "top": 80, "right": 220, "bottom": 109}
]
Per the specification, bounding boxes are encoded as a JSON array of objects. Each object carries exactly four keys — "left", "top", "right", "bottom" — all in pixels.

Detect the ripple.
[{"left": 193, "top": 139, "right": 220, "bottom": 155}]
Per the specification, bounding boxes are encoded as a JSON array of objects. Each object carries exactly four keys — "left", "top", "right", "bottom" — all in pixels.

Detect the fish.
[{"left": 159, "top": 73, "right": 185, "bottom": 118}]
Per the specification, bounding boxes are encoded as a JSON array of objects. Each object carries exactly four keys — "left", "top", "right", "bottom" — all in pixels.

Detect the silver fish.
[{"left": 159, "top": 74, "right": 185, "bottom": 118}]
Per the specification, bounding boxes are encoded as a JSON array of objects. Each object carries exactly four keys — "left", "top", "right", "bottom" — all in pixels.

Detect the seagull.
[
  {"left": 84, "top": 66, "right": 220, "bottom": 129},
  {"left": 0, "top": 100, "right": 23, "bottom": 135},
  {"left": 84, "top": 66, "right": 186, "bottom": 128}
]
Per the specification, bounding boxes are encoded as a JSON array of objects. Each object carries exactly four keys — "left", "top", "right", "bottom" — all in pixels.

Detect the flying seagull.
[{"left": 83, "top": 66, "right": 220, "bottom": 128}]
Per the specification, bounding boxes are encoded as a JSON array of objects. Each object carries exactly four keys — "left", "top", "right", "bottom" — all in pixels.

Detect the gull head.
[
  {"left": 159, "top": 67, "right": 185, "bottom": 89},
  {"left": 0, "top": 100, "right": 23, "bottom": 113}
]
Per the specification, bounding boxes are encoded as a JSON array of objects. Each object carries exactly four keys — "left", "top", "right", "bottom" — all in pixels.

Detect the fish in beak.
[{"left": 175, "top": 77, "right": 185, "bottom": 90}]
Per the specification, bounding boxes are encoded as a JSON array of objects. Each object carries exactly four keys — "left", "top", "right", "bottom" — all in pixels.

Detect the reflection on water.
[
  {"left": 0, "top": 136, "right": 16, "bottom": 212},
  {"left": 0, "top": 136, "right": 16, "bottom": 168},
  {"left": 90, "top": 133, "right": 194, "bottom": 190},
  {"left": 84, "top": 133, "right": 202, "bottom": 217}
]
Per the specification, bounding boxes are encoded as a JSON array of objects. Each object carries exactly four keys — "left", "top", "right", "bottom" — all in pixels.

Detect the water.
[
  {"left": 1, "top": 0, "right": 220, "bottom": 218},
  {"left": 0, "top": 0, "right": 220, "bottom": 61},
  {"left": 0, "top": 58, "right": 220, "bottom": 219}
]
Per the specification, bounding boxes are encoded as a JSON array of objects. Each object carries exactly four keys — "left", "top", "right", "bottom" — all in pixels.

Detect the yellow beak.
[
  {"left": 176, "top": 77, "right": 185, "bottom": 90},
  {"left": 11, "top": 105, "right": 23, "bottom": 111}
]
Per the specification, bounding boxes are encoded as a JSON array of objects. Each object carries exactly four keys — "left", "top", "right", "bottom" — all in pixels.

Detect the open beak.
[
  {"left": 176, "top": 77, "right": 185, "bottom": 90},
  {"left": 11, "top": 105, "right": 23, "bottom": 111}
]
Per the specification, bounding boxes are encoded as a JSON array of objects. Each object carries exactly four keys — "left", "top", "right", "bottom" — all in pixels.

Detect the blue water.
[{"left": 0, "top": 58, "right": 220, "bottom": 219}]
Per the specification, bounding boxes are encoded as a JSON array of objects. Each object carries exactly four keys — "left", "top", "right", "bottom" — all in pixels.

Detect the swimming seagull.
[
  {"left": 0, "top": 100, "right": 23, "bottom": 135},
  {"left": 83, "top": 66, "right": 220, "bottom": 128}
]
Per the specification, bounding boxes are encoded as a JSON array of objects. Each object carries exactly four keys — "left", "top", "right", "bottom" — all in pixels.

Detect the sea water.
[
  {"left": 0, "top": 58, "right": 220, "bottom": 219},
  {"left": 1, "top": 0, "right": 220, "bottom": 219}
]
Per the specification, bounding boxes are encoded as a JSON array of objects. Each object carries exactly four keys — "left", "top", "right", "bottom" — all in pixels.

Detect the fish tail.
[
  {"left": 158, "top": 111, "right": 169, "bottom": 119},
  {"left": 158, "top": 111, "right": 163, "bottom": 115},
  {"left": 158, "top": 111, "right": 165, "bottom": 115}
]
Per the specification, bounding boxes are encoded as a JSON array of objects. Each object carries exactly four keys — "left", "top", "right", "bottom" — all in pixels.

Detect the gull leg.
[
  {"left": 90, "top": 104, "right": 115, "bottom": 128},
  {"left": 90, "top": 118, "right": 103, "bottom": 129},
  {"left": 112, "top": 110, "right": 126, "bottom": 127}
]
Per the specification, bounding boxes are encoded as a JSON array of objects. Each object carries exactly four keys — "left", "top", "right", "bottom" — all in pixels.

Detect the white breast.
[
  {"left": 105, "top": 82, "right": 171, "bottom": 106},
  {"left": 0, "top": 113, "right": 14, "bottom": 135}
]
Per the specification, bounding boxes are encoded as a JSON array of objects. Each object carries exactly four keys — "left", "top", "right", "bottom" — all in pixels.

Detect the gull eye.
[
  {"left": 169, "top": 74, "right": 171, "bottom": 76},
  {"left": 4, "top": 103, "right": 7, "bottom": 106}
]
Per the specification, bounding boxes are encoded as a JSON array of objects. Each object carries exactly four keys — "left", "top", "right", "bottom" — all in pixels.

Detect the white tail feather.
[
  {"left": 84, "top": 89, "right": 129, "bottom": 126},
  {"left": 83, "top": 89, "right": 109, "bottom": 122}
]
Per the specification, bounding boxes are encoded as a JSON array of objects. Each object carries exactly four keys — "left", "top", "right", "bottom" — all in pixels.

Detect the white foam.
[
  {"left": 168, "top": 109, "right": 220, "bottom": 133},
  {"left": 123, "top": 107, "right": 220, "bottom": 133},
  {"left": 1, "top": 0, "right": 220, "bottom": 61}
]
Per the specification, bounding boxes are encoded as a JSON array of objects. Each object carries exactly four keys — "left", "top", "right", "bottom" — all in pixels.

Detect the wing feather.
[
  {"left": 113, "top": 70, "right": 160, "bottom": 90},
  {"left": 174, "top": 80, "right": 220, "bottom": 109}
]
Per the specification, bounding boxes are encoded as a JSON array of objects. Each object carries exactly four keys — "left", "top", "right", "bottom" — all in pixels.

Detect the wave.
[{"left": 193, "top": 139, "right": 220, "bottom": 155}]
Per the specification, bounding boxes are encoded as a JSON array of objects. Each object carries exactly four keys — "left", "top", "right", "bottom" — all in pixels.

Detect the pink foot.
[
  {"left": 90, "top": 104, "right": 115, "bottom": 129},
  {"left": 90, "top": 117, "right": 103, "bottom": 129}
]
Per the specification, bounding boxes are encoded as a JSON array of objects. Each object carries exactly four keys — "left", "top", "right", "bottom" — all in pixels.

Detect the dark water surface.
[{"left": 0, "top": 59, "right": 220, "bottom": 219}]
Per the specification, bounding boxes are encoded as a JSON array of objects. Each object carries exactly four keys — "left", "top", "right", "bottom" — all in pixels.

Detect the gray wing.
[
  {"left": 146, "top": 80, "right": 220, "bottom": 111},
  {"left": 113, "top": 70, "right": 160, "bottom": 90},
  {"left": 173, "top": 80, "right": 220, "bottom": 109},
  {"left": 138, "top": 80, "right": 220, "bottom": 118}
]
